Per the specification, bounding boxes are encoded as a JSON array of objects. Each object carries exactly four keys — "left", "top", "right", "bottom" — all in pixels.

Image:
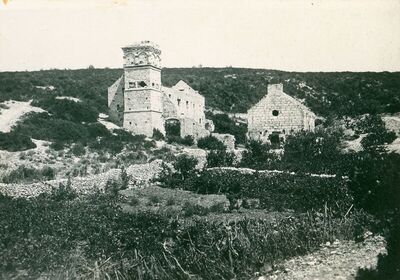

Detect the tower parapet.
[{"left": 122, "top": 40, "right": 161, "bottom": 69}]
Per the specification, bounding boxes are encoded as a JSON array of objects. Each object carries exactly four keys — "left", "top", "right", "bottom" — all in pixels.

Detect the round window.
[{"left": 272, "top": 110, "right": 279, "bottom": 116}]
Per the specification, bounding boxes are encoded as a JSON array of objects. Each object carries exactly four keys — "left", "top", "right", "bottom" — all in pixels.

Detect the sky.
[{"left": 0, "top": 0, "right": 399, "bottom": 72}]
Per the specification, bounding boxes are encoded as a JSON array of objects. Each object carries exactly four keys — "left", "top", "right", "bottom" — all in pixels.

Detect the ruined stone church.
[
  {"left": 108, "top": 41, "right": 211, "bottom": 138},
  {"left": 247, "top": 83, "right": 315, "bottom": 143}
]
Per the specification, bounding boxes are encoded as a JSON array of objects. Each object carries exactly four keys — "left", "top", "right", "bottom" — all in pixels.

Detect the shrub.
[
  {"left": 104, "top": 179, "right": 120, "bottom": 197},
  {"left": 180, "top": 169, "right": 352, "bottom": 213},
  {"left": 41, "top": 166, "right": 56, "bottom": 180},
  {"left": 0, "top": 189, "right": 366, "bottom": 280},
  {"left": 282, "top": 128, "right": 344, "bottom": 173},
  {"left": 240, "top": 140, "right": 279, "bottom": 169},
  {"left": 48, "top": 178, "right": 77, "bottom": 201},
  {"left": 166, "top": 135, "right": 194, "bottom": 146},
  {"left": 197, "top": 135, "right": 226, "bottom": 150},
  {"left": 207, "top": 113, "right": 248, "bottom": 144},
  {"left": 71, "top": 143, "right": 85, "bottom": 156},
  {"left": 148, "top": 195, "right": 161, "bottom": 205},
  {"left": 0, "top": 131, "right": 36, "bottom": 152},
  {"left": 152, "top": 128, "right": 164, "bottom": 141},
  {"left": 349, "top": 152, "right": 400, "bottom": 218},
  {"left": 2, "top": 165, "right": 55, "bottom": 183},
  {"left": 165, "top": 197, "right": 176, "bottom": 206},
  {"left": 206, "top": 149, "right": 235, "bottom": 167},
  {"left": 33, "top": 97, "right": 98, "bottom": 123},
  {"left": 104, "top": 168, "right": 130, "bottom": 196},
  {"left": 181, "top": 135, "right": 194, "bottom": 146},
  {"left": 87, "top": 123, "right": 111, "bottom": 138},
  {"left": 14, "top": 112, "right": 89, "bottom": 142},
  {"left": 129, "top": 197, "right": 140, "bottom": 206},
  {"left": 50, "top": 140, "right": 65, "bottom": 151},
  {"left": 173, "top": 154, "right": 198, "bottom": 180}
]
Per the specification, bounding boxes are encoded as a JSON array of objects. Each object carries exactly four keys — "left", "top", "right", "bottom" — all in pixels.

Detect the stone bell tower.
[{"left": 121, "top": 41, "right": 164, "bottom": 136}]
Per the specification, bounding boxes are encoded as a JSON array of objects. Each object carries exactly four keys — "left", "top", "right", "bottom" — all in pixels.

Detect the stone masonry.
[
  {"left": 108, "top": 41, "right": 212, "bottom": 139},
  {"left": 247, "top": 84, "right": 315, "bottom": 143}
]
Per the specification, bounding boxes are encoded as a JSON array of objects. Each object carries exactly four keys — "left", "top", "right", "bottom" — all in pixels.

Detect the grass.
[
  {"left": 119, "top": 186, "right": 229, "bottom": 216},
  {"left": 0, "top": 191, "right": 370, "bottom": 280}
]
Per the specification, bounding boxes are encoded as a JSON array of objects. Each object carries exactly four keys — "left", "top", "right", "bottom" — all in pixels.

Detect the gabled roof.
[
  {"left": 248, "top": 84, "right": 315, "bottom": 116},
  {"left": 172, "top": 80, "right": 201, "bottom": 96}
]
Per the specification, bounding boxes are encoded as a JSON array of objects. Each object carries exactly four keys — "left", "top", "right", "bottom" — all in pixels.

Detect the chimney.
[{"left": 267, "top": 83, "right": 283, "bottom": 95}]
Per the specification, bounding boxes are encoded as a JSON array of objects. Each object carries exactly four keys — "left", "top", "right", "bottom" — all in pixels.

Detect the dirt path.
[{"left": 258, "top": 235, "right": 386, "bottom": 280}]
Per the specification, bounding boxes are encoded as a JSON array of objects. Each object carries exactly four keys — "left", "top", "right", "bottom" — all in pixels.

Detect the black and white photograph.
[{"left": 0, "top": 0, "right": 399, "bottom": 279}]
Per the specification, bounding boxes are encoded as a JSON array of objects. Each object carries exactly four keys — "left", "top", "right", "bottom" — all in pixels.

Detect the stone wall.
[
  {"left": 247, "top": 84, "right": 316, "bottom": 142},
  {"left": 124, "top": 67, "right": 161, "bottom": 91},
  {"left": 108, "top": 76, "right": 124, "bottom": 126},
  {"left": 0, "top": 160, "right": 164, "bottom": 198},
  {"left": 212, "top": 133, "right": 236, "bottom": 150}
]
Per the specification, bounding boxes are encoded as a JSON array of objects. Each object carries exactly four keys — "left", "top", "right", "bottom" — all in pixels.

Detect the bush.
[
  {"left": 181, "top": 135, "right": 194, "bottom": 146},
  {"left": 2, "top": 165, "right": 56, "bottom": 183},
  {"left": 104, "top": 168, "right": 130, "bottom": 196},
  {"left": 349, "top": 152, "right": 400, "bottom": 218},
  {"left": 152, "top": 128, "right": 164, "bottom": 141},
  {"left": 180, "top": 169, "right": 352, "bottom": 213},
  {"left": 0, "top": 192, "right": 364, "bottom": 279},
  {"left": 71, "top": 143, "right": 85, "bottom": 156},
  {"left": 282, "top": 128, "right": 344, "bottom": 173},
  {"left": 206, "top": 149, "right": 235, "bottom": 167},
  {"left": 14, "top": 112, "right": 89, "bottom": 142},
  {"left": 173, "top": 154, "right": 198, "bottom": 180},
  {"left": 0, "top": 131, "right": 36, "bottom": 152},
  {"left": 166, "top": 135, "right": 194, "bottom": 146},
  {"left": 240, "top": 140, "right": 279, "bottom": 169},
  {"left": 48, "top": 178, "right": 77, "bottom": 201},
  {"left": 207, "top": 113, "right": 248, "bottom": 144},
  {"left": 33, "top": 97, "right": 98, "bottom": 123},
  {"left": 87, "top": 123, "right": 111, "bottom": 138},
  {"left": 197, "top": 135, "right": 226, "bottom": 150}
]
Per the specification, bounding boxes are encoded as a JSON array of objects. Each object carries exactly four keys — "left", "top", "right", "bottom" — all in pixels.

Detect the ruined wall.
[
  {"left": 162, "top": 81, "right": 207, "bottom": 139},
  {"left": 247, "top": 84, "right": 315, "bottom": 142},
  {"left": 124, "top": 67, "right": 161, "bottom": 90},
  {"left": 212, "top": 133, "right": 236, "bottom": 150},
  {"left": 180, "top": 118, "right": 210, "bottom": 139},
  {"left": 123, "top": 89, "right": 164, "bottom": 136},
  {"left": 123, "top": 111, "right": 164, "bottom": 136},
  {"left": 161, "top": 93, "right": 178, "bottom": 119},
  {"left": 108, "top": 76, "right": 124, "bottom": 126}
]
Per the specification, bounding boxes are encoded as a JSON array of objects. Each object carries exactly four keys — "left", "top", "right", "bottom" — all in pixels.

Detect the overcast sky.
[{"left": 0, "top": 0, "right": 399, "bottom": 72}]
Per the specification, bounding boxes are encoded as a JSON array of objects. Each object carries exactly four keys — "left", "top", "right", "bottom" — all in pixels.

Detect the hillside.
[{"left": 1, "top": 67, "right": 399, "bottom": 117}]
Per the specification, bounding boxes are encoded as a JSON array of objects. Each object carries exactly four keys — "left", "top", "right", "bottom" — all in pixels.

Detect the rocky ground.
[{"left": 255, "top": 235, "right": 386, "bottom": 280}]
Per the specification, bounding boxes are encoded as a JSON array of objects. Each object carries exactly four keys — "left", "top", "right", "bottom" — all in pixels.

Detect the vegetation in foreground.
[{"left": 0, "top": 188, "right": 368, "bottom": 280}]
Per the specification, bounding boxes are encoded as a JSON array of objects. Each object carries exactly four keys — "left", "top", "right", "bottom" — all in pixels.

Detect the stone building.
[
  {"left": 247, "top": 83, "right": 315, "bottom": 143},
  {"left": 108, "top": 41, "right": 211, "bottom": 138}
]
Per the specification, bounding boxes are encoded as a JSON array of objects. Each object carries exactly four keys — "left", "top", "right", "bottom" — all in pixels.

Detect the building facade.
[
  {"left": 108, "top": 41, "right": 211, "bottom": 138},
  {"left": 247, "top": 84, "right": 315, "bottom": 143}
]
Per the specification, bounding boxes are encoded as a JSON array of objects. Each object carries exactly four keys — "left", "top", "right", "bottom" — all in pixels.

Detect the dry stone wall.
[{"left": 0, "top": 160, "right": 164, "bottom": 198}]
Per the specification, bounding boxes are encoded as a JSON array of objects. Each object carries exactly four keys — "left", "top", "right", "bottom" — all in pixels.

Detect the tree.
[
  {"left": 173, "top": 154, "right": 198, "bottom": 180},
  {"left": 356, "top": 115, "right": 396, "bottom": 152}
]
